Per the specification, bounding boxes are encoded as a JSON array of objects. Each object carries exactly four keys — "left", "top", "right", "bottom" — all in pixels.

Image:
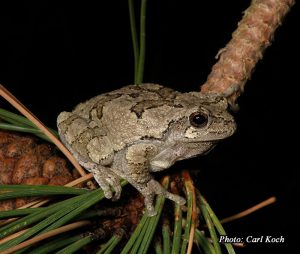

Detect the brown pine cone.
[{"left": 0, "top": 130, "right": 81, "bottom": 211}]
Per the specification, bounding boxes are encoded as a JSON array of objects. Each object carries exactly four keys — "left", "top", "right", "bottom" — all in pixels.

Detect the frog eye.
[{"left": 189, "top": 112, "right": 208, "bottom": 128}]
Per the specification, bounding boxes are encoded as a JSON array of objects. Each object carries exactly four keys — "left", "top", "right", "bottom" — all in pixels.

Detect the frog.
[{"left": 57, "top": 84, "right": 236, "bottom": 216}]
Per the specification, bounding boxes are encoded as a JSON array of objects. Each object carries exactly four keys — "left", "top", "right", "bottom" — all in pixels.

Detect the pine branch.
[{"left": 200, "top": 0, "right": 295, "bottom": 108}]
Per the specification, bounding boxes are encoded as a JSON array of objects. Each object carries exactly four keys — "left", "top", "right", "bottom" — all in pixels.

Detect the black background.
[{"left": 0, "top": 1, "right": 299, "bottom": 253}]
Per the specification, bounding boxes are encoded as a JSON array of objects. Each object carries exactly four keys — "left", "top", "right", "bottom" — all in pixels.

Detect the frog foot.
[
  {"left": 142, "top": 179, "right": 186, "bottom": 217},
  {"left": 91, "top": 167, "right": 122, "bottom": 201}
]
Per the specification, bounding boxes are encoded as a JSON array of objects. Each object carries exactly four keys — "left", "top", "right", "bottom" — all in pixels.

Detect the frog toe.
[
  {"left": 111, "top": 184, "right": 122, "bottom": 201},
  {"left": 144, "top": 193, "right": 157, "bottom": 217}
]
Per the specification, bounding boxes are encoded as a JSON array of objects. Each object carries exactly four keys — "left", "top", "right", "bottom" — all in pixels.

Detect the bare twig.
[
  {"left": 200, "top": 0, "right": 295, "bottom": 108},
  {"left": 220, "top": 196, "right": 276, "bottom": 224}
]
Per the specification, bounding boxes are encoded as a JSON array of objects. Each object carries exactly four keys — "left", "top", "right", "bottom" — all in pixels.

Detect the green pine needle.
[
  {"left": 27, "top": 235, "right": 81, "bottom": 254},
  {"left": 136, "top": 0, "right": 147, "bottom": 84},
  {"left": 0, "top": 192, "right": 96, "bottom": 251},
  {"left": 0, "top": 208, "right": 43, "bottom": 219},
  {"left": 162, "top": 220, "right": 171, "bottom": 254},
  {"left": 194, "top": 229, "right": 216, "bottom": 254},
  {"left": 180, "top": 181, "right": 194, "bottom": 254},
  {"left": 199, "top": 195, "right": 236, "bottom": 254},
  {"left": 171, "top": 202, "right": 182, "bottom": 254},
  {"left": 138, "top": 177, "right": 168, "bottom": 254},
  {"left": 96, "top": 229, "right": 125, "bottom": 254},
  {"left": 120, "top": 213, "right": 148, "bottom": 254},
  {"left": 128, "top": 0, "right": 147, "bottom": 84},
  {"left": 201, "top": 204, "right": 222, "bottom": 254},
  {"left": 0, "top": 185, "right": 89, "bottom": 201},
  {"left": 154, "top": 239, "right": 163, "bottom": 254},
  {"left": 0, "top": 108, "right": 38, "bottom": 128},
  {"left": 128, "top": 0, "right": 139, "bottom": 83},
  {"left": 121, "top": 177, "right": 169, "bottom": 254},
  {"left": 0, "top": 108, "right": 58, "bottom": 142},
  {"left": 55, "top": 235, "right": 92, "bottom": 254}
]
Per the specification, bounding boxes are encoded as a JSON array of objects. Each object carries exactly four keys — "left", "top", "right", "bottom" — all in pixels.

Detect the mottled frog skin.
[{"left": 57, "top": 84, "right": 236, "bottom": 216}]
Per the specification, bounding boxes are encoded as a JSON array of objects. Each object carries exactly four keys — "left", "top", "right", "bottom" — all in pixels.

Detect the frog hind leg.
[
  {"left": 132, "top": 179, "right": 185, "bottom": 216},
  {"left": 57, "top": 112, "right": 121, "bottom": 200},
  {"left": 122, "top": 144, "right": 186, "bottom": 216}
]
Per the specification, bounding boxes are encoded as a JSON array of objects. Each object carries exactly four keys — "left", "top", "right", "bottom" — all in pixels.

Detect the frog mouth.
[
  {"left": 182, "top": 136, "right": 229, "bottom": 143},
  {"left": 202, "top": 143, "right": 217, "bottom": 154}
]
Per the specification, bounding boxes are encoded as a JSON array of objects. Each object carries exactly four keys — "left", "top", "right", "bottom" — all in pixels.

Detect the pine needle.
[
  {"left": 1, "top": 221, "right": 91, "bottom": 254},
  {"left": 0, "top": 84, "right": 86, "bottom": 177},
  {"left": 220, "top": 197, "right": 276, "bottom": 224},
  {"left": 181, "top": 171, "right": 196, "bottom": 254}
]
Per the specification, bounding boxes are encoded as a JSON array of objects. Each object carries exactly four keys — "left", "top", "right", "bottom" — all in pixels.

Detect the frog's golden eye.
[{"left": 189, "top": 112, "right": 208, "bottom": 128}]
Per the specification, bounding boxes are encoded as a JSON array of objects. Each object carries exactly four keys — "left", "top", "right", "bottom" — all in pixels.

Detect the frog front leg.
[{"left": 123, "top": 143, "right": 186, "bottom": 216}]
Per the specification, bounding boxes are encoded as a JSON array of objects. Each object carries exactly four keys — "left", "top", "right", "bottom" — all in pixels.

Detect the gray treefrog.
[{"left": 57, "top": 84, "right": 236, "bottom": 216}]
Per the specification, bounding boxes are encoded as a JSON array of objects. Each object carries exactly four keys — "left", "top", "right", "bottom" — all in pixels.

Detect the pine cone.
[{"left": 0, "top": 130, "right": 81, "bottom": 211}]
